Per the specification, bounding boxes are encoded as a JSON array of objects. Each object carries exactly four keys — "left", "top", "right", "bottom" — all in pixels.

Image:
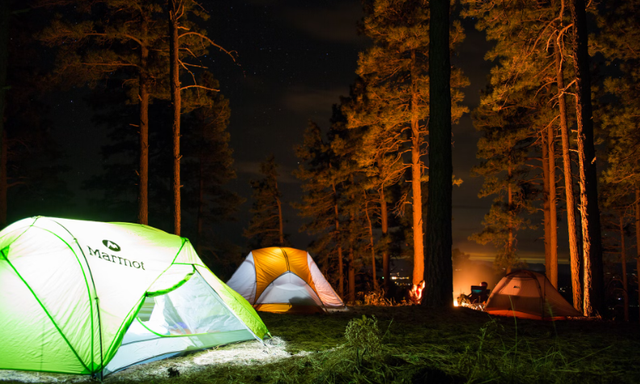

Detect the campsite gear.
[
  {"left": 484, "top": 270, "right": 582, "bottom": 320},
  {"left": 227, "top": 247, "right": 345, "bottom": 313},
  {"left": 0, "top": 216, "right": 269, "bottom": 377},
  {"left": 468, "top": 283, "right": 490, "bottom": 304}
]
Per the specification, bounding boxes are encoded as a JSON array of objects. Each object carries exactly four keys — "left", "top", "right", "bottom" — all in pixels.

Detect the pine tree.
[
  {"left": 469, "top": 83, "right": 537, "bottom": 273},
  {"left": 166, "top": 0, "right": 234, "bottom": 235},
  {"left": 37, "top": 0, "right": 168, "bottom": 225},
  {"left": 462, "top": 0, "right": 585, "bottom": 308},
  {"left": 354, "top": 0, "right": 467, "bottom": 287},
  {"left": 595, "top": 0, "right": 640, "bottom": 321},
  {"left": 244, "top": 155, "right": 286, "bottom": 249},
  {"left": 182, "top": 71, "right": 243, "bottom": 273},
  {"left": 294, "top": 120, "right": 347, "bottom": 296}
]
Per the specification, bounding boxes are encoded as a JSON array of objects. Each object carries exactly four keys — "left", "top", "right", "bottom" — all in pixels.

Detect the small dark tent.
[{"left": 484, "top": 270, "right": 583, "bottom": 320}]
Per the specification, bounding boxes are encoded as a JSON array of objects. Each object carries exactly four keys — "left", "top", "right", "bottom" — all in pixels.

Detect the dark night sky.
[{"left": 48, "top": 0, "right": 554, "bottom": 264}]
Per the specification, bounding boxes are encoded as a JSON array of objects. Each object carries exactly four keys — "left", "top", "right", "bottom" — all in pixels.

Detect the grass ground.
[{"left": 2, "top": 305, "right": 639, "bottom": 384}]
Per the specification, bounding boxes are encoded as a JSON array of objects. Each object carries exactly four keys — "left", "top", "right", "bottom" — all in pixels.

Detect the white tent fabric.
[
  {"left": 227, "top": 247, "right": 345, "bottom": 313},
  {"left": 0, "top": 216, "right": 269, "bottom": 377}
]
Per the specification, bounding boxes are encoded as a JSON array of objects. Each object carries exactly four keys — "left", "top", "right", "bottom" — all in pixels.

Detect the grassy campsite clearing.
[{"left": 1, "top": 305, "right": 638, "bottom": 384}]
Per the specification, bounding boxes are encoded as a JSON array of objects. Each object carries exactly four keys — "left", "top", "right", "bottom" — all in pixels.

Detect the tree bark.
[
  {"left": 542, "top": 132, "right": 551, "bottom": 275},
  {"left": 380, "top": 187, "right": 390, "bottom": 291},
  {"left": 169, "top": 0, "right": 182, "bottom": 236},
  {"left": 619, "top": 215, "right": 629, "bottom": 322},
  {"left": 424, "top": 0, "right": 453, "bottom": 307},
  {"left": 569, "top": 0, "right": 604, "bottom": 316},
  {"left": 547, "top": 122, "right": 559, "bottom": 287},
  {"left": 410, "top": 49, "right": 425, "bottom": 287},
  {"left": 332, "top": 178, "right": 344, "bottom": 298},
  {"left": 507, "top": 164, "right": 514, "bottom": 274},
  {"left": 138, "top": 34, "right": 149, "bottom": 225},
  {"left": 364, "top": 193, "right": 379, "bottom": 290},
  {"left": 555, "top": 35, "right": 582, "bottom": 311}
]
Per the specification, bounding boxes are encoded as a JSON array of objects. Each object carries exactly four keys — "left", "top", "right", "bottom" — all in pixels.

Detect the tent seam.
[{"left": 1, "top": 250, "right": 91, "bottom": 373}]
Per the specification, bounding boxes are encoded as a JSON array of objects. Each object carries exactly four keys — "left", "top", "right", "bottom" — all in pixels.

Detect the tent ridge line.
[{"left": 51, "top": 218, "right": 105, "bottom": 375}]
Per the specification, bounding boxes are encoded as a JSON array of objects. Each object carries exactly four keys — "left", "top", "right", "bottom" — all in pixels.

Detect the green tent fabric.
[{"left": 0, "top": 216, "right": 270, "bottom": 377}]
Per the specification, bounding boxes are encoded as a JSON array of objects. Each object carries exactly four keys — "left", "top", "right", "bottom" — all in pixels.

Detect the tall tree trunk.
[
  {"left": 619, "top": 215, "right": 629, "bottom": 322},
  {"left": 138, "top": 41, "right": 149, "bottom": 225},
  {"left": 542, "top": 131, "right": 552, "bottom": 275},
  {"left": 507, "top": 164, "right": 514, "bottom": 274},
  {"left": 348, "top": 246, "right": 355, "bottom": 303},
  {"left": 380, "top": 187, "right": 390, "bottom": 292},
  {"left": 332, "top": 178, "right": 344, "bottom": 297},
  {"left": 348, "top": 186, "right": 356, "bottom": 303},
  {"left": 168, "top": 0, "right": 182, "bottom": 236},
  {"left": 569, "top": 0, "right": 604, "bottom": 316},
  {"left": 548, "top": 123, "right": 559, "bottom": 287},
  {"left": 410, "top": 49, "right": 425, "bottom": 287},
  {"left": 555, "top": 34, "right": 582, "bottom": 311},
  {"left": 424, "top": 0, "right": 453, "bottom": 307},
  {"left": 0, "top": 0, "right": 10, "bottom": 228},
  {"left": 364, "top": 193, "right": 379, "bottom": 290}
]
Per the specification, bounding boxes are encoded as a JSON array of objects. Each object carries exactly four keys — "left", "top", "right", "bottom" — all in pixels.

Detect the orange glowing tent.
[
  {"left": 226, "top": 247, "right": 345, "bottom": 313},
  {"left": 484, "top": 270, "right": 583, "bottom": 320}
]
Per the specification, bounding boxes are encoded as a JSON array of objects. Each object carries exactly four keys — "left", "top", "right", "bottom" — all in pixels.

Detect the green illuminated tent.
[{"left": 0, "top": 216, "right": 270, "bottom": 377}]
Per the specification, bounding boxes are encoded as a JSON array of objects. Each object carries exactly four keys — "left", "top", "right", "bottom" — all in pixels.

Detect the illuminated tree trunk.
[
  {"left": 507, "top": 166, "right": 514, "bottom": 274},
  {"left": 569, "top": 0, "right": 604, "bottom": 316},
  {"left": 555, "top": 36, "right": 582, "bottom": 311},
  {"left": 547, "top": 123, "right": 559, "bottom": 287},
  {"left": 542, "top": 131, "right": 551, "bottom": 275},
  {"left": 169, "top": 0, "right": 182, "bottom": 236},
  {"left": 380, "top": 188, "right": 390, "bottom": 291},
  {"left": 332, "top": 179, "right": 344, "bottom": 297},
  {"left": 138, "top": 34, "right": 149, "bottom": 225},
  {"left": 618, "top": 215, "right": 629, "bottom": 321},
  {"left": 424, "top": 0, "right": 453, "bottom": 308},
  {"left": 410, "top": 49, "right": 425, "bottom": 287},
  {"left": 364, "top": 193, "right": 379, "bottom": 290}
]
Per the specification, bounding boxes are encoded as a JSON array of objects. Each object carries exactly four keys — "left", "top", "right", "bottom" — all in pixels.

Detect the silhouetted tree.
[
  {"left": 244, "top": 155, "right": 286, "bottom": 249},
  {"left": 294, "top": 120, "right": 348, "bottom": 296},
  {"left": 424, "top": 0, "right": 453, "bottom": 308},
  {"left": 37, "top": 0, "right": 168, "bottom": 225},
  {"left": 182, "top": 72, "right": 243, "bottom": 272}
]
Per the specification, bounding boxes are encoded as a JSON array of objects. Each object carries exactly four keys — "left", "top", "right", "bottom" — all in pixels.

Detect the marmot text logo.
[{"left": 102, "top": 240, "right": 121, "bottom": 252}]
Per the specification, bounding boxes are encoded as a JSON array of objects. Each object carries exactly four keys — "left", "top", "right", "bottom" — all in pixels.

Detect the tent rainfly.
[
  {"left": 484, "top": 270, "right": 583, "bottom": 320},
  {"left": 227, "top": 247, "right": 345, "bottom": 313},
  {"left": 0, "top": 216, "right": 270, "bottom": 377}
]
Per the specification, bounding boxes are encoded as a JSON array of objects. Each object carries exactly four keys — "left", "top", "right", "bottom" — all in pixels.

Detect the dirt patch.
[{"left": 0, "top": 337, "right": 304, "bottom": 383}]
